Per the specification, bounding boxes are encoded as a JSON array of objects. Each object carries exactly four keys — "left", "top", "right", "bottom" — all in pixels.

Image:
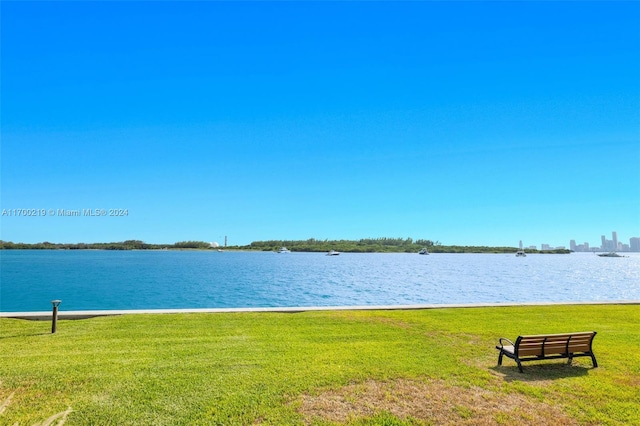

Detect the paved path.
[{"left": 2, "top": 300, "right": 638, "bottom": 320}]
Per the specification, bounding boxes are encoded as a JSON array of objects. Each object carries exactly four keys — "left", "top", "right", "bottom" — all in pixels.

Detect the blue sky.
[{"left": 1, "top": 1, "right": 639, "bottom": 248}]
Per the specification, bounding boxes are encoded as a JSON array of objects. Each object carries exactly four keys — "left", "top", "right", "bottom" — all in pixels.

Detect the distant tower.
[
  {"left": 612, "top": 231, "right": 618, "bottom": 251},
  {"left": 601, "top": 235, "right": 606, "bottom": 250},
  {"left": 519, "top": 240, "right": 523, "bottom": 250},
  {"left": 224, "top": 236, "right": 228, "bottom": 247},
  {"left": 570, "top": 240, "right": 576, "bottom": 251}
]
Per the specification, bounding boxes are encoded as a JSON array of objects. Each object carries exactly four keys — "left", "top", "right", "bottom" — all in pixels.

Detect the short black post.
[{"left": 51, "top": 300, "right": 61, "bottom": 333}]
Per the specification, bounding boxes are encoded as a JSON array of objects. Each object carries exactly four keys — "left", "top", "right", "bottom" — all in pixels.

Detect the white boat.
[
  {"left": 326, "top": 250, "right": 340, "bottom": 256},
  {"left": 277, "top": 247, "right": 291, "bottom": 253},
  {"left": 597, "top": 251, "right": 622, "bottom": 257},
  {"left": 418, "top": 248, "right": 429, "bottom": 255},
  {"left": 515, "top": 250, "right": 526, "bottom": 257}
]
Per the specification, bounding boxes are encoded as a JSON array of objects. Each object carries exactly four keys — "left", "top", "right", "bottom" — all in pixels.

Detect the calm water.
[{"left": 1, "top": 250, "right": 639, "bottom": 312}]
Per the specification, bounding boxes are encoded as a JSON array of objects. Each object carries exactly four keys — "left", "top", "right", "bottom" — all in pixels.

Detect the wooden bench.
[{"left": 496, "top": 331, "right": 598, "bottom": 373}]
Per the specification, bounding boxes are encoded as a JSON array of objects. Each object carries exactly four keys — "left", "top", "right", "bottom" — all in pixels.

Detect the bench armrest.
[{"left": 498, "top": 337, "right": 515, "bottom": 348}]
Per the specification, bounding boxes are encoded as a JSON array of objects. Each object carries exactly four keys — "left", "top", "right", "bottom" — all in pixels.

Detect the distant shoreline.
[
  {"left": 0, "top": 239, "right": 573, "bottom": 254},
  {"left": 0, "top": 248, "right": 575, "bottom": 254}
]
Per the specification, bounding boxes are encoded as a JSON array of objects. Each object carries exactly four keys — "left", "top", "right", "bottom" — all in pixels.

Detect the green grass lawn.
[{"left": 1, "top": 304, "right": 639, "bottom": 425}]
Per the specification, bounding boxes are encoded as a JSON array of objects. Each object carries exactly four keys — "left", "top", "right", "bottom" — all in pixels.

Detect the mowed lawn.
[{"left": 1, "top": 304, "right": 639, "bottom": 425}]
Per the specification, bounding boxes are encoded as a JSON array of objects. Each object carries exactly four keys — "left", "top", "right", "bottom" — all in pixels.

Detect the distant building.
[
  {"left": 631, "top": 237, "right": 640, "bottom": 252},
  {"left": 600, "top": 236, "right": 615, "bottom": 251},
  {"left": 570, "top": 240, "right": 591, "bottom": 252}
]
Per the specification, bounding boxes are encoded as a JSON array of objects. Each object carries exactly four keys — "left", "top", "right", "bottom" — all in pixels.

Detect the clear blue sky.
[{"left": 1, "top": 1, "right": 639, "bottom": 248}]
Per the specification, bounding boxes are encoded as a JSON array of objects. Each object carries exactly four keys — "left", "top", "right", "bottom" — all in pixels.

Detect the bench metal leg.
[
  {"left": 498, "top": 352, "right": 504, "bottom": 366},
  {"left": 569, "top": 353, "right": 598, "bottom": 368},
  {"left": 516, "top": 359, "right": 523, "bottom": 373}
]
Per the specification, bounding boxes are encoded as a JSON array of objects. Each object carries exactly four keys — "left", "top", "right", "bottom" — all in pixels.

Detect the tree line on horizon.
[
  {"left": 0, "top": 240, "right": 206, "bottom": 250},
  {"left": 244, "top": 238, "right": 567, "bottom": 254},
  {"left": 247, "top": 237, "right": 438, "bottom": 253},
  {"left": 0, "top": 238, "right": 570, "bottom": 254}
]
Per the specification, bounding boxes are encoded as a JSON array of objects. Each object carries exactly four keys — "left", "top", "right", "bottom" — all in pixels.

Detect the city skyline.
[{"left": 568, "top": 231, "right": 640, "bottom": 253}]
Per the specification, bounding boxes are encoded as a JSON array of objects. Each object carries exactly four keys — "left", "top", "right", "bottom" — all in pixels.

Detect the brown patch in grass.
[
  {"left": 617, "top": 374, "right": 640, "bottom": 388},
  {"left": 297, "top": 378, "right": 578, "bottom": 425},
  {"left": 39, "top": 406, "right": 72, "bottom": 426},
  {"left": 0, "top": 392, "right": 14, "bottom": 415}
]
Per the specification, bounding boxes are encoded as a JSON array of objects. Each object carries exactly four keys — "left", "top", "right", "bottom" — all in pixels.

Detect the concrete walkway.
[{"left": 2, "top": 300, "right": 638, "bottom": 320}]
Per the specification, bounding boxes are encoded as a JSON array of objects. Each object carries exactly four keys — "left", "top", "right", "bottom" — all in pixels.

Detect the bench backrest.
[{"left": 515, "top": 332, "right": 596, "bottom": 357}]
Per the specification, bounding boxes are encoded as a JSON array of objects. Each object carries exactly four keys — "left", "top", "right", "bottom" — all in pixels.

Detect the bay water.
[{"left": 1, "top": 250, "right": 639, "bottom": 312}]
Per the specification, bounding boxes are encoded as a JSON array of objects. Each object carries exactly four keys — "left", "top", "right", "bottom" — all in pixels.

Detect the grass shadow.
[
  {"left": 0, "top": 331, "right": 51, "bottom": 339},
  {"left": 490, "top": 362, "right": 593, "bottom": 382}
]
